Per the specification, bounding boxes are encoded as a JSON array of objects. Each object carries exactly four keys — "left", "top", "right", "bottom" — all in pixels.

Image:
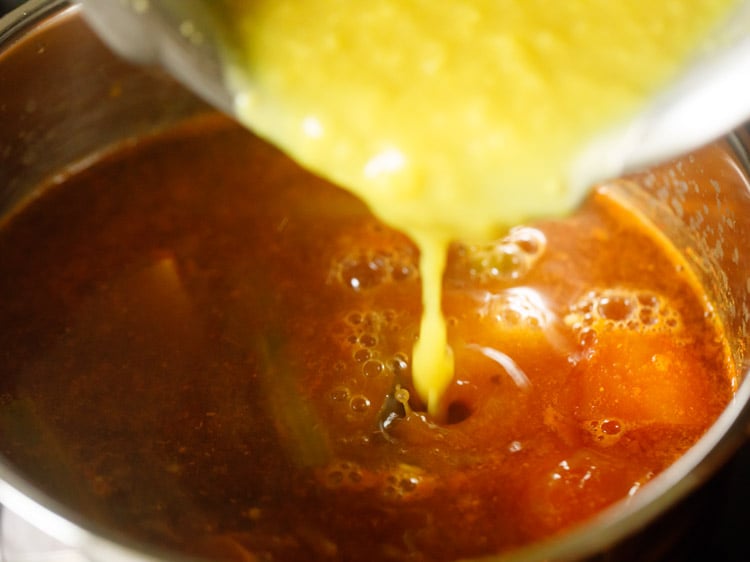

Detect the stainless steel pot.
[{"left": 1, "top": 2, "right": 750, "bottom": 561}]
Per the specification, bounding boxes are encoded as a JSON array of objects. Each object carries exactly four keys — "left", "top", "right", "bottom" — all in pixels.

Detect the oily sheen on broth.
[
  {"left": 0, "top": 119, "right": 736, "bottom": 561},
  {"left": 205, "top": 0, "right": 737, "bottom": 414}
]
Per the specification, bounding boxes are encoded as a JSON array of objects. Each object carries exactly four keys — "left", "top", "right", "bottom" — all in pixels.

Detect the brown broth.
[{"left": 0, "top": 116, "right": 734, "bottom": 561}]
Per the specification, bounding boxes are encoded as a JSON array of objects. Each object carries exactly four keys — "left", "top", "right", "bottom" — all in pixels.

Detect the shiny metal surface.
[
  {"left": 78, "top": 0, "right": 750, "bottom": 212},
  {"left": 0, "top": 2, "right": 209, "bottom": 561},
  {"left": 0, "top": 2, "right": 750, "bottom": 561},
  {"left": 78, "top": 0, "right": 232, "bottom": 114}
]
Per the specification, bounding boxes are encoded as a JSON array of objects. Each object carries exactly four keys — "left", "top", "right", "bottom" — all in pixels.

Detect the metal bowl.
[{"left": 1, "top": 2, "right": 750, "bottom": 561}]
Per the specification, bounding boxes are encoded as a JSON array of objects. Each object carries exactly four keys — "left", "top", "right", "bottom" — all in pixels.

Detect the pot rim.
[{"left": 0, "top": 2, "right": 749, "bottom": 561}]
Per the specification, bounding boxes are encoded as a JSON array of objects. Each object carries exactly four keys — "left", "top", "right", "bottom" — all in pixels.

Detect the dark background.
[
  {"left": 1, "top": 0, "right": 749, "bottom": 559},
  {"left": 0, "top": 0, "right": 23, "bottom": 16}
]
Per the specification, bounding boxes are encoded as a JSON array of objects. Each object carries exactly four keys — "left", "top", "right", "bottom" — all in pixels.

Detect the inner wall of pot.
[
  {"left": 2, "top": 3, "right": 750, "bottom": 562},
  {"left": 613, "top": 141, "right": 750, "bottom": 375},
  {"left": 522, "top": 135, "right": 750, "bottom": 562},
  {"left": 0, "top": 1, "right": 211, "bottom": 220}
]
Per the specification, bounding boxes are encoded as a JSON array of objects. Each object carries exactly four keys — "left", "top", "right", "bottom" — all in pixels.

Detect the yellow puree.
[{"left": 207, "top": 0, "right": 735, "bottom": 415}]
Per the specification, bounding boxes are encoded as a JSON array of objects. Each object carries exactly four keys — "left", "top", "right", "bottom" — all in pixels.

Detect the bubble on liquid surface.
[
  {"left": 329, "top": 386, "right": 350, "bottom": 402},
  {"left": 337, "top": 252, "right": 386, "bottom": 290},
  {"left": 353, "top": 348, "right": 371, "bottom": 363},
  {"left": 478, "top": 287, "right": 556, "bottom": 330},
  {"left": 347, "top": 312, "right": 363, "bottom": 325},
  {"left": 359, "top": 334, "right": 378, "bottom": 348},
  {"left": 341, "top": 309, "right": 412, "bottom": 380},
  {"left": 565, "top": 288, "right": 682, "bottom": 336},
  {"left": 584, "top": 418, "right": 624, "bottom": 447},
  {"left": 349, "top": 394, "right": 372, "bottom": 413},
  {"left": 330, "top": 247, "right": 417, "bottom": 291},
  {"left": 457, "top": 226, "right": 547, "bottom": 283},
  {"left": 319, "top": 460, "right": 433, "bottom": 500},
  {"left": 320, "top": 460, "right": 368, "bottom": 490},
  {"left": 382, "top": 464, "right": 432, "bottom": 501},
  {"left": 362, "top": 359, "right": 384, "bottom": 377},
  {"left": 388, "top": 353, "right": 409, "bottom": 375}
]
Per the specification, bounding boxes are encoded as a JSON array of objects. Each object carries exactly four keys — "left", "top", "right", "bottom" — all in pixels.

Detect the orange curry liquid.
[{"left": 0, "top": 117, "right": 734, "bottom": 561}]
